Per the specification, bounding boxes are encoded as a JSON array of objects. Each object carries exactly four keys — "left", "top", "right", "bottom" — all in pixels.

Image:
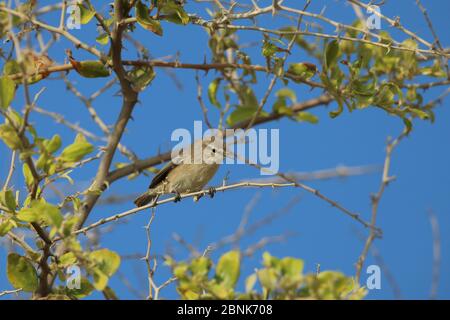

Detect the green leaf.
[
  {"left": 239, "top": 86, "right": 259, "bottom": 109},
  {"left": 375, "top": 83, "right": 401, "bottom": 107},
  {"left": 16, "top": 200, "right": 62, "bottom": 227},
  {"left": 0, "top": 11, "right": 9, "bottom": 40},
  {"left": 287, "top": 63, "right": 317, "bottom": 80},
  {"left": 173, "top": 262, "right": 189, "bottom": 278},
  {"left": 208, "top": 78, "right": 222, "bottom": 108},
  {"left": 77, "top": 2, "right": 95, "bottom": 24},
  {"left": 92, "top": 269, "right": 110, "bottom": 291},
  {"left": 273, "top": 97, "right": 292, "bottom": 116},
  {"left": 294, "top": 112, "right": 319, "bottom": 124},
  {"left": 420, "top": 60, "right": 447, "bottom": 78},
  {"left": 96, "top": 33, "right": 109, "bottom": 45},
  {"left": 0, "top": 124, "right": 21, "bottom": 149},
  {"left": 226, "top": 108, "right": 268, "bottom": 127},
  {"left": 22, "top": 163, "right": 34, "bottom": 188},
  {"left": 7, "top": 253, "right": 38, "bottom": 292},
  {"left": 44, "top": 134, "right": 62, "bottom": 154},
  {"left": 262, "top": 40, "right": 277, "bottom": 58},
  {"left": 408, "top": 107, "right": 429, "bottom": 120},
  {"left": 324, "top": 40, "right": 340, "bottom": 69},
  {"left": 190, "top": 256, "right": 212, "bottom": 277},
  {"left": 207, "top": 282, "right": 231, "bottom": 299},
  {"left": 16, "top": 207, "right": 38, "bottom": 223},
  {"left": 280, "top": 257, "right": 304, "bottom": 276},
  {"left": 160, "top": 1, "right": 189, "bottom": 25},
  {"left": 0, "top": 219, "right": 15, "bottom": 236},
  {"left": 59, "top": 252, "right": 77, "bottom": 267},
  {"left": 127, "top": 65, "right": 156, "bottom": 92},
  {"left": 0, "top": 76, "right": 16, "bottom": 109},
  {"left": 136, "top": 1, "right": 163, "bottom": 35},
  {"left": 36, "top": 153, "right": 49, "bottom": 171},
  {"left": 257, "top": 268, "right": 277, "bottom": 290},
  {"left": 215, "top": 250, "right": 240, "bottom": 288},
  {"left": 36, "top": 201, "right": 63, "bottom": 228},
  {"left": 90, "top": 249, "right": 121, "bottom": 290},
  {"left": 276, "top": 88, "right": 297, "bottom": 103},
  {"left": 72, "top": 60, "right": 111, "bottom": 78},
  {"left": 6, "top": 109, "right": 24, "bottom": 129},
  {"left": 61, "top": 214, "right": 79, "bottom": 237},
  {"left": 262, "top": 251, "right": 280, "bottom": 268},
  {"left": 3, "top": 60, "right": 20, "bottom": 77},
  {"left": 245, "top": 273, "right": 257, "bottom": 293},
  {"left": 330, "top": 98, "right": 344, "bottom": 118},
  {"left": 60, "top": 134, "right": 94, "bottom": 163},
  {"left": 67, "top": 277, "right": 94, "bottom": 299},
  {"left": 0, "top": 189, "right": 16, "bottom": 211}
]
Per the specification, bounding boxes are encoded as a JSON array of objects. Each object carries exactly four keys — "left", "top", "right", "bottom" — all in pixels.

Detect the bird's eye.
[{"left": 212, "top": 148, "right": 216, "bottom": 153}]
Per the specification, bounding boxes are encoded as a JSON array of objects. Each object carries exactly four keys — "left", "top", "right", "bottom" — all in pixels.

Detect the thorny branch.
[{"left": 355, "top": 131, "right": 407, "bottom": 283}]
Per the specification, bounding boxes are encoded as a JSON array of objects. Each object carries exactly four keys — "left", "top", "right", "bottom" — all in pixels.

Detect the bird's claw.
[
  {"left": 208, "top": 187, "right": 216, "bottom": 198},
  {"left": 174, "top": 192, "right": 182, "bottom": 203}
]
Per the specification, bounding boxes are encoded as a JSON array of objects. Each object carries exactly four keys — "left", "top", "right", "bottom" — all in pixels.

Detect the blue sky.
[{"left": 1, "top": 0, "right": 449, "bottom": 299}]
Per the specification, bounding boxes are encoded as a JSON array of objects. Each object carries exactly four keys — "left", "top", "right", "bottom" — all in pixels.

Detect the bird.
[{"left": 134, "top": 139, "right": 222, "bottom": 207}]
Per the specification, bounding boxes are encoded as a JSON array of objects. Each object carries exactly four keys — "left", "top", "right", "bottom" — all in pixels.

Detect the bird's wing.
[{"left": 148, "top": 161, "right": 178, "bottom": 189}]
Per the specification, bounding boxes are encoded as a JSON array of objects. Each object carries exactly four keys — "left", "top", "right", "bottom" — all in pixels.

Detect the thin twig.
[
  {"left": 2, "top": 151, "right": 16, "bottom": 191},
  {"left": 0, "top": 288, "right": 22, "bottom": 297},
  {"left": 62, "top": 182, "right": 298, "bottom": 239},
  {"left": 355, "top": 131, "right": 407, "bottom": 283}
]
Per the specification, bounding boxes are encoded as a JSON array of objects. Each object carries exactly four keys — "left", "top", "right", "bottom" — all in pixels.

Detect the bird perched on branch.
[{"left": 134, "top": 139, "right": 222, "bottom": 207}]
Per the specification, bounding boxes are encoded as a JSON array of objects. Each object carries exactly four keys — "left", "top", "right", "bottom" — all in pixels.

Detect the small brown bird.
[{"left": 134, "top": 140, "right": 221, "bottom": 207}]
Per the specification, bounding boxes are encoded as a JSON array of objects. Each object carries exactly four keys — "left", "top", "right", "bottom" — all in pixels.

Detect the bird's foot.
[
  {"left": 208, "top": 187, "right": 216, "bottom": 198},
  {"left": 174, "top": 192, "right": 182, "bottom": 203}
]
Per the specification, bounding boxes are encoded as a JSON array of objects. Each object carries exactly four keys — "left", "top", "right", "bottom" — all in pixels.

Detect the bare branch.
[{"left": 355, "top": 131, "right": 407, "bottom": 283}]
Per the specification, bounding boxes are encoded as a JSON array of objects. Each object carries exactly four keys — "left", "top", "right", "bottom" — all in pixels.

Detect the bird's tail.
[{"left": 134, "top": 191, "right": 156, "bottom": 207}]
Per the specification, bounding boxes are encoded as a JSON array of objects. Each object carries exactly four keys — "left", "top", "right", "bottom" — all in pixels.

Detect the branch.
[
  {"left": 6, "top": 60, "right": 325, "bottom": 89},
  {"left": 2, "top": 151, "right": 16, "bottom": 191},
  {"left": 348, "top": 0, "right": 434, "bottom": 50},
  {"left": 209, "top": 194, "right": 301, "bottom": 252},
  {"left": 188, "top": 16, "right": 449, "bottom": 58},
  {"left": 355, "top": 131, "right": 407, "bottom": 283},
  {"left": 0, "top": 5, "right": 104, "bottom": 60},
  {"left": 7, "top": 231, "right": 37, "bottom": 255},
  {"left": 61, "top": 182, "right": 298, "bottom": 239},
  {"left": 63, "top": 76, "right": 137, "bottom": 161},
  {"left": 75, "top": 1, "right": 139, "bottom": 230},
  {"left": 245, "top": 164, "right": 380, "bottom": 183},
  {"left": 0, "top": 288, "right": 22, "bottom": 297},
  {"left": 144, "top": 209, "right": 156, "bottom": 300}
]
